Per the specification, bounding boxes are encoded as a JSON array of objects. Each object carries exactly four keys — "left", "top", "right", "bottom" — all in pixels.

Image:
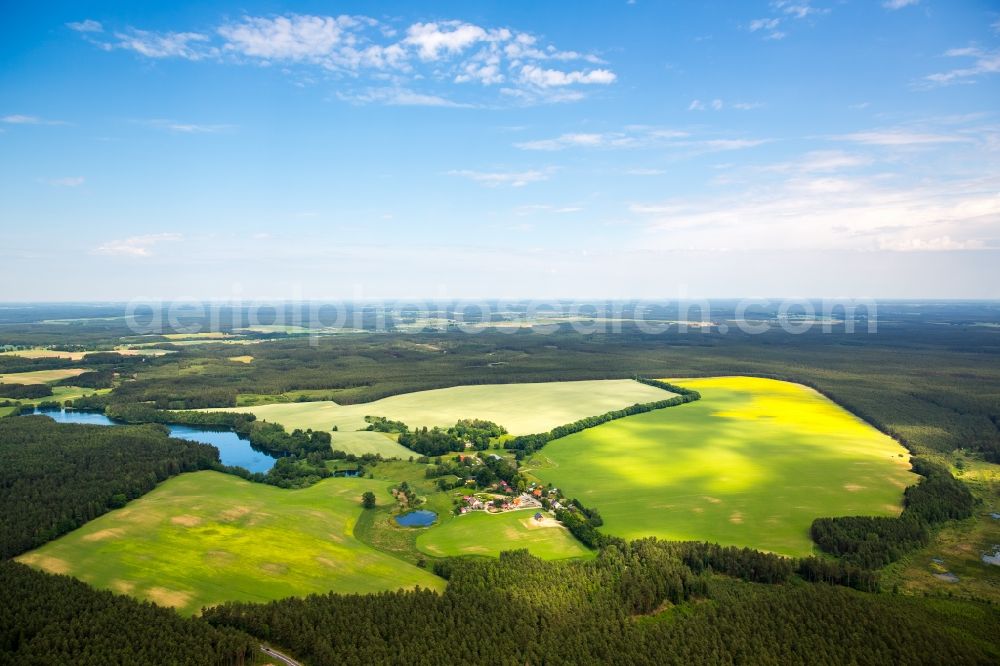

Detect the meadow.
[
  {"left": 231, "top": 379, "right": 670, "bottom": 441},
  {"left": 528, "top": 377, "right": 915, "bottom": 557},
  {"left": 417, "top": 510, "right": 593, "bottom": 560},
  {"left": 17, "top": 471, "right": 443, "bottom": 615},
  {"left": 0, "top": 368, "right": 88, "bottom": 384},
  {"left": 0, "top": 348, "right": 89, "bottom": 360}
]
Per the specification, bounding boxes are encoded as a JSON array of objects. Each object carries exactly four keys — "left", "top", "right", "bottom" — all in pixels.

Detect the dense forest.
[
  {"left": 0, "top": 561, "right": 256, "bottom": 665},
  {"left": 204, "top": 543, "right": 999, "bottom": 665},
  {"left": 0, "top": 416, "right": 218, "bottom": 558}
]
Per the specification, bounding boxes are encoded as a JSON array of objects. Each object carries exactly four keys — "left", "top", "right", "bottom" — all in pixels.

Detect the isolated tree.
[{"left": 361, "top": 491, "right": 376, "bottom": 509}]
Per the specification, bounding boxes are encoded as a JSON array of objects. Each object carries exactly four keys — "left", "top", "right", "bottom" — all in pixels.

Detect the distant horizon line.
[{"left": 2, "top": 298, "right": 998, "bottom": 305}]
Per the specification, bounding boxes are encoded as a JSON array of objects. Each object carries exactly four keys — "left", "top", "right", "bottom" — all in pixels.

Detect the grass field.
[
  {"left": 17, "top": 471, "right": 443, "bottom": 615},
  {"left": 417, "top": 510, "right": 593, "bottom": 560},
  {"left": 0, "top": 368, "right": 88, "bottom": 384},
  {"left": 331, "top": 430, "right": 417, "bottom": 457},
  {"left": 231, "top": 379, "right": 671, "bottom": 440},
  {"left": 528, "top": 376, "right": 915, "bottom": 557},
  {"left": 17, "top": 385, "right": 112, "bottom": 406},
  {"left": 0, "top": 348, "right": 89, "bottom": 360}
]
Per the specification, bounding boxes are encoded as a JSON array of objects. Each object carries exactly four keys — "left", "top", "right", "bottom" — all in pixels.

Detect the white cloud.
[
  {"left": 688, "top": 99, "right": 705, "bottom": 111},
  {"left": 47, "top": 177, "right": 85, "bottom": 187},
  {"left": 883, "top": 0, "right": 918, "bottom": 9},
  {"left": 763, "top": 150, "right": 872, "bottom": 173},
  {"left": 140, "top": 119, "right": 234, "bottom": 133},
  {"left": 1, "top": 114, "right": 67, "bottom": 125},
  {"left": 626, "top": 168, "right": 666, "bottom": 176},
  {"left": 630, "top": 174, "right": 1000, "bottom": 253},
  {"left": 733, "top": 101, "right": 764, "bottom": 110},
  {"left": 513, "top": 127, "right": 759, "bottom": 154},
  {"left": 748, "top": 18, "right": 780, "bottom": 32},
  {"left": 338, "top": 87, "right": 471, "bottom": 107},
  {"left": 702, "top": 139, "right": 769, "bottom": 151},
  {"left": 748, "top": 2, "right": 826, "bottom": 40},
  {"left": 772, "top": 1, "right": 827, "bottom": 20},
  {"left": 219, "top": 15, "right": 355, "bottom": 61},
  {"left": 514, "top": 128, "right": 689, "bottom": 151},
  {"left": 518, "top": 65, "right": 616, "bottom": 87},
  {"left": 81, "top": 14, "right": 614, "bottom": 106},
  {"left": 67, "top": 19, "right": 103, "bottom": 33},
  {"left": 94, "top": 233, "right": 183, "bottom": 257},
  {"left": 515, "top": 204, "right": 583, "bottom": 215},
  {"left": 515, "top": 132, "right": 613, "bottom": 150},
  {"left": 836, "top": 129, "right": 969, "bottom": 146},
  {"left": 923, "top": 47, "right": 1000, "bottom": 86},
  {"left": 114, "top": 29, "right": 213, "bottom": 59},
  {"left": 404, "top": 21, "right": 503, "bottom": 60},
  {"left": 448, "top": 169, "right": 552, "bottom": 187}
]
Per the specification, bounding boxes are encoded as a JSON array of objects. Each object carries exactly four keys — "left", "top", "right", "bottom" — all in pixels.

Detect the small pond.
[
  {"left": 395, "top": 510, "right": 437, "bottom": 527},
  {"left": 333, "top": 469, "right": 360, "bottom": 477},
  {"left": 27, "top": 409, "right": 280, "bottom": 473}
]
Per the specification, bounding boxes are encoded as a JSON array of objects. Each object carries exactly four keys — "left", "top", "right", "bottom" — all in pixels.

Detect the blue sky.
[{"left": 2, "top": 1, "right": 999, "bottom": 300}]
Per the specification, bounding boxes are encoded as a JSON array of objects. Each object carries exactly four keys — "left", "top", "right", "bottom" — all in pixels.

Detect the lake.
[
  {"left": 30, "top": 409, "right": 279, "bottom": 473},
  {"left": 395, "top": 510, "right": 437, "bottom": 527}
]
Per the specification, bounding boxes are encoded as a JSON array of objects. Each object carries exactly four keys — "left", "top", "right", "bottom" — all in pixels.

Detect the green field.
[
  {"left": 417, "top": 510, "right": 593, "bottom": 560},
  {"left": 17, "top": 471, "right": 443, "bottom": 615},
  {"left": 231, "top": 379, "right": 671, "bottom": 441},
  {"left": 330, "top": 430, "right": 417, "bottom": 457},
  {"left": 18, "top": 385, "right": 112, "bottom": 406},
  {"left": 528, "top": 376, "right": 915, "bottom": 557},
  {"left": 0, "top": 368, "right": 88, "bottom": 384}
]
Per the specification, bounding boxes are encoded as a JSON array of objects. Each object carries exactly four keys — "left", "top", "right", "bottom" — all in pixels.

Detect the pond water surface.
[{"left": 395, "top": 510, "right": 437, "bottom": 527}]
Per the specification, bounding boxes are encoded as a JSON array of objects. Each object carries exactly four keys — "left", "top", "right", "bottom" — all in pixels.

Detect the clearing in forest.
[
  {"left": 417, "top": 510, "right": 593, "bottom": 560},
  {"left": 0, "top": 368, "right": 88, "bottom": 384}
]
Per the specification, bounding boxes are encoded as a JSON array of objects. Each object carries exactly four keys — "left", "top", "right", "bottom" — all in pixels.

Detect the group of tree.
[
  {"left": 450, "top": 418, "right": 507, "bottom": 449},
  {"left": 398, "top": 426, "right": 467, "bottom": 457},
  {"left": 0, "top": 383, "right": 52, "bottom": 399},
  {"left": 371, "top": 416, "right": 508, "bottom": 456},
  {"left": 812, "top": 457, "right": 976, "bottom": 568},
  {"left": 363, "top": 415, "right": 408, "bottom": 433},
  {"left": 57, "top": 369, "right": 114, "bottom": 389}
]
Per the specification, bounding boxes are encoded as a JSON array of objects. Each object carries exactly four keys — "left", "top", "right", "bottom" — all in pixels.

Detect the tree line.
[
  {"left": 504, "top": 378, "right": 700, "bottom": 457},
  {"left": 811, "top": 457, "right": 976, "bottom": 568}
]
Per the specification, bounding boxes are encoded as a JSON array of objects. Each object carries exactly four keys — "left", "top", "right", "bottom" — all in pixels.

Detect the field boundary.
[{"left": 503, "top": 378, "right": 700, "bottom": 456}]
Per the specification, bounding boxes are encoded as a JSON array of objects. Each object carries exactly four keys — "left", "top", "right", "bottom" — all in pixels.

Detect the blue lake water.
[
  {"left": 29, "top": 409, "right": 279, "bottom": 473},
  {"left": 394, "top": 510, "right": 437, "bottom": 527}
]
